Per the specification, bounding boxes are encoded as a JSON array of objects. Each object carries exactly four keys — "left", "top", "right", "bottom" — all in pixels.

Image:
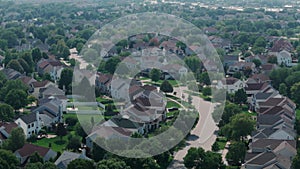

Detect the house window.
[
  {"left": 28, "top": 125, "right": 30, "bottom": 128},
  {"left": 31, "top": 123, "right": 34, "bottom": 127},
  {"left": 28, "top": 132, "right": 30, "bottom": 135}
]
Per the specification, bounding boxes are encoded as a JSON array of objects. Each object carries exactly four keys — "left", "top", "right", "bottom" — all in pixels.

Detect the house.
[
  {"left": 33, "top": 97, "right": 64, "bottom": 127},
  {"left": 244, "top": 139, "right": 297, "bottom": 169},
  {"left": 274, "top": 50, "right": 293, "bottom": 67},
  {"left": 250, "top": 91, "right": 280, "bottom": 111},
  {"left": 247, "top": 74, "right": 271, "bottom": 84},
  {"left": 1, "top": 68, "right": 21, "bottom": 80},
  {"left": 96, "top": 72, "right": 112, "bottom": 94},
  {"left": 256, "top": 114, "right": 294, "bottom": 130},
  {"left": 37, "top": 59, "right": 64, "bottom": 81},
  {"left": 123, "top": 57, "right": 139, "bottom": 69},
  {"left": 252, "top": 126, "right": 296, "bottom": 141},
  {"left": 227, "top": 62, "right": 256, "bottom": 75},
  {"left": 19, "top": 76, "right": 37, "bottom": 87},
  {"left": 110, "top": 78, "right": 130, "bottom": 101},
  {"left": 269, "top": 38, "right": 294, "bottom": 53},
  {"left": 161, "top": 64, "right": 188, "bottom": 79},
  {"left": 261, "top": 63, "right": 277, "bottom": 75},
  {"left": 39, "top": 85, "right": 65, "bottom": 99},
  {"left": 101, "top": 115, "right": 145, "bottom": 135},
  {"left": 245, "top": 82, "right": 271, "bottom": 101},
  {"left": 223, "top": 55, "right": 239, "bottom": 67},
  {"left": 245, "top": 55, "right": 268, "bottom": 65},
  {"left": 216, "top": 77, "right": 246, "bottom": 93},
  {"left": 86, "top": 126, "right": 133, "bottom": 149},
  {"left": 15, "top": 112, "right": 41, "bottom": 139},
  {"left": 0, "top": 122, "right": 18, "bottom": 144},
  {"left": 15, "top": 143, "right": 57, "bottom": 165},
  {"left": 257, "top": 97, "right": 296, "bottom": 114},
  {"left": 30, "top": 80, "right": 53, "bottom": 98},
  {"left": 54, "top": 151, "right": 91, "bottom": 169}
]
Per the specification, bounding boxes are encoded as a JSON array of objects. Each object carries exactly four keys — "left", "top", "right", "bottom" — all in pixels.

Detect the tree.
[
  {"left": 29, "top": 152, "right": 44, "bottom": 163},
  {"left": 292, "top": 152, "right": 300, "bottom": 169},
  {"left": 56, "top": 123, "right": 67, "bottom": 140},
  {"left": 67, "top": 159, "right": 95, "bottom": 169},
  {"left": 279, "top": 83, "right": 287, "bottom": 96},
  {"left": 97, "top": 158, "right": 130, "bottom": 169},
  {"left": 233, "top": 72, "right": 242, "bottom": 79},
  {"left": 160, "top": 80, "right": 173, "bottom": 93},
  {"left": 18, "top": 58, "right": 32, "bottom": 73},
  {"left": 92, "top": 138, "right": 107, "bottom": 162},
  {"left": 202, "top": 87, "right": 211, "bottom": 96},
  {"left": 58, "top": 68, "right": 73, "bottom": 93},
  {"left": 6, "top": 59, "right": 24, "bottom": 73},
  {"left": 218, "top": 102, "right": 242, "bottom": 127},
  {"left": 233, "top": 89, "right": 247, "bottom": 104},
  {"left": 0, "top": 149, "right": 19, "bottom": 169},
  {"left": 198, "top": 72, "right": 211, "bottom": 85},
  {"left": 252, "top": 59, "right": 261, "bottom": 68},
  {"left": 291, "top": 82, "right": 300, "bottom": 106},
  {"left": 5, "top": 127, "right": 26, "bottom": 152},
  {"left": 0, "top": 103, "right": 14, "bottom": 122},
  {"left": 221, "top": 114, "right": 255, "bottom": 141},
  {"left": 32, "top": 48, "right": 42, "bottom": 63},
  {"left": 150, "top": 68, "right": 161, "bottom": 82},
  {"left": 268, "top": 56, "right": 277, "bottom": 64},
  {"left": 226, "top": 141, "right": 246, "bottom": 166},
  {"left": 211, "top": 142, "right": 220, "bottom": 152},
  {"left": 183, "top": 147, "right": 224, "bottom": 169},
  {"left": 67, "top": 136, "right": 81, "bottom": 151},
  {"left": 184, "top": 56, "right": 201, "bottom": 73},
  {"left": 105, "top": 57, "right": 121, "bottom": 74},
  {"left": 5, "top": 89, "right": 28, "bottom": 110}
]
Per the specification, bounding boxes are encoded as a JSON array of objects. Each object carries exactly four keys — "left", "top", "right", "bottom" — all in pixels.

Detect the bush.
[{"left": 65, "top": 116, "right": 78, "bottom": 126}]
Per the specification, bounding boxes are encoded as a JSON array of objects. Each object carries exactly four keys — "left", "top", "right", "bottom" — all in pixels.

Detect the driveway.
[{"left": 168, "top": 86, "right": 218, "bottom": 169}]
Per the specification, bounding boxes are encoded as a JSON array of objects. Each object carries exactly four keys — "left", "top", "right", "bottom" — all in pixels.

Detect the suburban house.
[
  {"left": 95, "top": 72, "right": 112, "bottom": 94},
  {"left": 33, "top": 97, "right": 64, "bottom": 127},
  {"left": 37, "top": 59, "right": 64, "bottom": 82},
  {"left": 1, "top": 68, "right": 22, "bottom": 80},
  {"left": 19, "top": 76, "right": 37, "bottom": 87},
  {"left": 0, "top": 122, "right": 18, "bottom": 144},
  {"left": 101, "top": 115, "right": 146, "bottom": 135},
  {"left": 244, "top": 82, "right": 271, "bottom": 101},
  {"left": 223, "top": 55, "right": 239, "bottom": 67},
  {"left": 15, "top": 143, "right": 57, "bottom": 165},
  {"left": 54, "top": 150, "right": 91, "bottom": 169},
  {"left": 252, "top": 126, "right": 296, "bottom": 141},
  {"left": 269, "top": 38, "right": 294, "bottom": 54},
  {"left": 39, "top": 85, "right": 65, "bottom": 99},
  {"left": 250, "top": 91, "right": 280, "bottom": 111},
  {"left": 247, "top": 74, "right": 271, "bottom": 84},
  {"left": 15, "top": 112, "right": 42, "bottom": 139},
  {"left": 227, "top": 62, "right": 256, "bottom": 75},
  {"left": 86, "top": 126, "right": 133, "bottom": 149},
  {"left": 160, "top": 63, "right": 188, "bottom": 80},
  {"left": 274, "top": 50, "right": 293, "bottom": 67},
  {"left": 244, "top": 139, "right": 297, "bottom": 169},
  {"left": 245, "top": 55, "right": 268, "bottom": 65},
  {"left": 261, "top": 63, "right": 278, "bottom": 75},
  {"left": 30, "top": 80, "right": 54, "bottom": 98},
  {"left": 216, "top": 77, "right": 246, "bottom": 94},
  {"left": 110, "top": 78, "right": 130, "bottom": 101}
]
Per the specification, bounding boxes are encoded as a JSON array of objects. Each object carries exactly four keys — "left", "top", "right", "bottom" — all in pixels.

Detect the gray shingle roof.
[{"left": 20, "top": 113, "right": 37, "bottom": 124}]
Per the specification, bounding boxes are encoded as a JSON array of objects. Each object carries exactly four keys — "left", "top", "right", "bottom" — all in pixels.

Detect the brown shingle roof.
[{"left": 16, "top": 143, "right": 51, "bottom": 157}]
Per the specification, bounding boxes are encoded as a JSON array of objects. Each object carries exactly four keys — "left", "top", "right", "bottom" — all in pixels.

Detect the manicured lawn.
[
  {"left": 63, "top": 113, "right": 104, "bottom": 125},
  {"left": 32, "top": 131, "right": 75, "bottom": 152},
  {"left": 216, "top": 137, "right": 227, "bottom": 150},
  {"left": 96, "top": 97, "right": 113, "bottom": 104},
  {"left": 166, "top": 100, "right": 181, "bottom": 108},
  {"left": 143, "top": 80, "right": 180, "bottom": 87}
]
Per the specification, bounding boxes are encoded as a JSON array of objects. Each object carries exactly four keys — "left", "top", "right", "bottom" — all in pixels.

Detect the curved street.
[{"left": 168, "top": 86, "right": 218, "bottom": 169}]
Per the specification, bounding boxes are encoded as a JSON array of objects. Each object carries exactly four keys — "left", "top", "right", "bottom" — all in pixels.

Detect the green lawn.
[
  {"left": 143, "top": 80, "right": 180, "bottom": 87},
  {"left": 166, "top": 100, "right": 181, "bottom": 108},
  {"left": 216, "top": 137, "right": 227, "bottom": 150},
  {"left": 63, "top": 113, "right": 104, "bottom": 125},
  {"left": 32, "top": 131, "right": 75, "bottom": 152}
]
